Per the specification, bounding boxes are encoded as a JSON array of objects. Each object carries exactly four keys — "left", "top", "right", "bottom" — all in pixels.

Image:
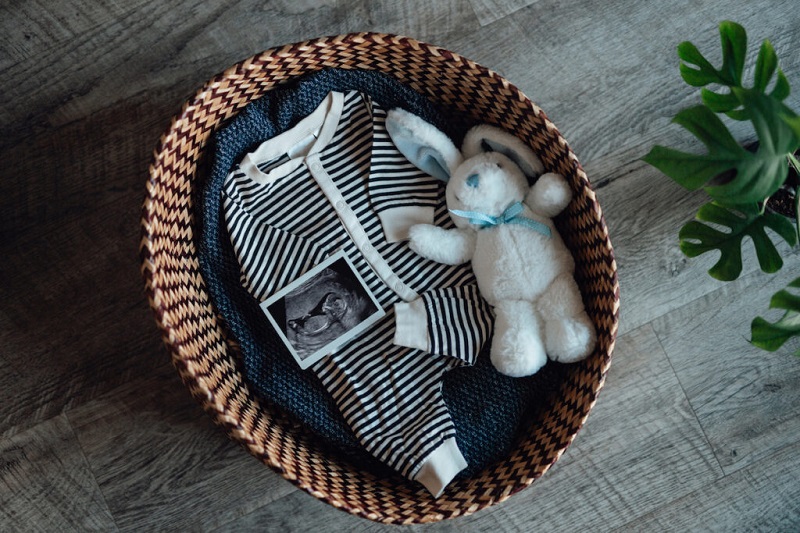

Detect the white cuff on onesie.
[
  {"left": 394, "top": 285, "right": 490, "bottom": 365},
  {"left": 394, "top": 297, "right": 430, "bottom": 352},
  {"left": 413, "top": 437, "right": 468, "bottom": 497},
  {"left": 378, "top": 205, "right": 434, "bottom": 243}
]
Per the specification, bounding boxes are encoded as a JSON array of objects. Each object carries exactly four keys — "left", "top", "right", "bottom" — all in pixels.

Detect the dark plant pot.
[
  {"left": 767, "top": 184, "right": 797, "bottom": 220},
  {"left": 766, "top": 151, "right": 799, "bottom": 220}
]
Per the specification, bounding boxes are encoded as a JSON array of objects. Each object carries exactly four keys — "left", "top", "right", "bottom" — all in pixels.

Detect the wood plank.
[
  {"left": 223, "top": 490, "right": 400, "bottom": 532},
  {"left": 230, "top": 325, "right": 722, "bottom": 530},
  {"left": 1, "top": 1, "right": 236, "bottom": 149},
  {"left": 651, "top": 254, "right": 800, "bottom": 476},
  {"left": 67, "top": 368, "right": 296, "bottom": 532},
  {"left": 456, "top": 324, "right": 723, "bottom": 531},
  {"left": 0, "top": 414, "right": 117, "bottom": 532},
  {"left": 0, "top": 87, "right": 173, "bottom": 238},
  {"left": 0, "top": 0, "right": 153, "bottom": 71},
  {"left": 618, "top": 441, "right": 800, "bottom": 531},
  {"left": 344, "top": 1, "right": 480, "bottom": 45},
  {"left": 0, "top": 0, "right": 479, "bottom": 150},
  {"left": 0, "top": 192, "right": 170, "bottom": 438},
  {"left": 595, "top": 162, "right": 799, "bottom": 336},
  {"left": 467, "top": 0, "right": 540, "bottom": 26}
]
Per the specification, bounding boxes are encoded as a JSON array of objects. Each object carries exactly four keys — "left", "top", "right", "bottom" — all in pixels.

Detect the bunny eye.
[{"left": 466, "top": 174, "right": 480, "bottom": 188}]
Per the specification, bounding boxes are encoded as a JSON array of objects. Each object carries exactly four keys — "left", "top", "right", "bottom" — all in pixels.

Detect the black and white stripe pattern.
[
  {"left": 222, "top": 91, "right": 493, "bottom": 480},
  {"left": 369, "top": 108, "right": 441, "bottom": 213},
  {"left": 422, "top": 285, "right": 494, "bottom": 365}
]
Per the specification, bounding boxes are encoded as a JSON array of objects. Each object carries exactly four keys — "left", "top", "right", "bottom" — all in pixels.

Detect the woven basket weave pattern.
[{"left": 141, "top": 33, "right": 619, "bottom": 524}]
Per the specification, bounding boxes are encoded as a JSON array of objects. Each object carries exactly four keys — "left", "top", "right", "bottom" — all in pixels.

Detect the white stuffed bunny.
[{"left": 386, "top": 109, "right": 596, "bottom": 377}]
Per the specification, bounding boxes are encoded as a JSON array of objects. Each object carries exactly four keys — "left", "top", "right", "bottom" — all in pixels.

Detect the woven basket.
[{"left": 140, "top": 33, "right": 619, "bottom": 524}]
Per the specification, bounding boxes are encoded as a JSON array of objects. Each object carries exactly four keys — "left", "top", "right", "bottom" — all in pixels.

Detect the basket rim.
[{"left": 140, "top": 31, "right": 620, "bottom": 524}]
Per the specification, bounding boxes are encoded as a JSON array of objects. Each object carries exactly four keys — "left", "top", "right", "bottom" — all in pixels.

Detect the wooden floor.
[{"left": 2, "top": 1, "right": 800, "bottom": 530}]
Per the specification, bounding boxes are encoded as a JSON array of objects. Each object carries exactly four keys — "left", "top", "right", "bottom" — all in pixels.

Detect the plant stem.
[
  {"left": 789, "top": 152, "right": 800, "bottom": 176},
  {"left": 795, "top": 186, "right": 800, "bottom": 243}
]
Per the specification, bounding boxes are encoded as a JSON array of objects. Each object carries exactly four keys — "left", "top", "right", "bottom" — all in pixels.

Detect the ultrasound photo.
[{"left": 261, "top": 251, "right": 384, "bottom": 369}]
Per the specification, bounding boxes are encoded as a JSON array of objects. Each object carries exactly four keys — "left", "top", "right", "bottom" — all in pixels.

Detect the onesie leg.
[
  {"left": 317, "top": 344, "right": 468, "bottom": 498},
  {"left": 537, "top": 273, "right": 596, "bottom": 363},
  {"left": 412, "top": 437, "right": 468, "bottom": 498},
  {"left": 490, "top": 300, "right": 547, "bottom": 377}
]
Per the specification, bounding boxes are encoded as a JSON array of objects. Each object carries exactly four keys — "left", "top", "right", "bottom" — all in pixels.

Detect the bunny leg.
[
  {"left": 537, "top": 273, "right": 597, "bottom": 363},
  {"left": 490, "top": 300, "right": 547, "bottom": 377}
]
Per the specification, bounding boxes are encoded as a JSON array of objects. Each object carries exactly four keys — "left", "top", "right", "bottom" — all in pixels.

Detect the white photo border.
[{"left": 260, "top": 250, "right": 385, "bottom": 369}]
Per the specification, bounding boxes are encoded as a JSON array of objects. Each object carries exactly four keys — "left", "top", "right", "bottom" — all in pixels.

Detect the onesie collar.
[{"left": 239, "top": 91, "right": 345, "bottom": 184}]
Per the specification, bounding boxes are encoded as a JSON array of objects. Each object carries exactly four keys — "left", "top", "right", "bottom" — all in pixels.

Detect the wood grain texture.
[
  {"left": 226, "top": 489, "right": 399, "bottom": 532},
  {"left": 467, "top": 0, "right": 540, "bottom": 26},
  {"left": 0, "top": 414, "right": 116, "bottom": 532},
  {"left": 0, "top": 0, "right": 479, "bottom": 151},
  {"left": 597, "top": 163, "right": 799, "bottom": 336},
  {"left": 0, "top": 0, "right": 151, "bottom": 71},
  {"left": 652, "top": 255, "right": 800, "bottom": 476},
  {"left": 0, "top": 190, "right": 170, "bottom": 438},
  {"left": 0, "top": 356, "right": 27, "bottom": 432},
  {"left": 66, "top": 368, "right": 295, "bottom": 532},
  {"left": 618, "top": 441, "right": 800, "bottom": 531},
  {"left": 2, "top": 0, "right": 800, "bottom": 529}
]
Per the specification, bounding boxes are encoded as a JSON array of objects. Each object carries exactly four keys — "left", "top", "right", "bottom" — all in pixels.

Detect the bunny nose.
[{"left": 466, "top": 174, "right": 480, "bottom": 188}]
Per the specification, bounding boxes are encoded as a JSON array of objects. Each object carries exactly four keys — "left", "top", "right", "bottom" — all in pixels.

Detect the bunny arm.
[
  {"left": 524, "top": 172, "right": 572, "bottom": 218},
  {"left": 408, "top": 224, "right": 476, "bottom": 265}
]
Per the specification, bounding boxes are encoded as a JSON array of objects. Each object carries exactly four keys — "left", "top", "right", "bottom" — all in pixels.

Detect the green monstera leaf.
[
  {"left": 679, "top": 202, "right": 797, "bottom": 281},
  {"left": 751, "top": 277, "right": 800, "bottom": 355},
  {"left": 678, "top": 21, "right": 746, "bottom": 87},
  {"left": 647, "top": 19, "right": 800, "bottom": 357},
  {"left": 643, "top": 91, "right": 798, "bottom": 206},
  {"left": 678, "top": 21, "right": 790, "bottom": 120},
  {"left": 644, "top": 20, "right": 800, "bottom": 205}
]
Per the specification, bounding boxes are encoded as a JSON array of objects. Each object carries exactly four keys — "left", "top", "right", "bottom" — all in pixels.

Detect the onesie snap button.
[{"left": 335, "top": 200, "right": 345, "bottom": 211}]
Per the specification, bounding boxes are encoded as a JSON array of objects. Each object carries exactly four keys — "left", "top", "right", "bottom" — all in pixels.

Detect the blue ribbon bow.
[{"left": 449, "top": 201, "right": 552, "bottom": 238}]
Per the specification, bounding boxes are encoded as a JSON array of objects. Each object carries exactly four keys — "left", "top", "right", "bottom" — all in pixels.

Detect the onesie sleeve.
[
  {"left": 368, "top": 105, "right": 442, "bottom": 243},
  {"left": 393, "top": 284, "right": 493, "bottom": 365}
]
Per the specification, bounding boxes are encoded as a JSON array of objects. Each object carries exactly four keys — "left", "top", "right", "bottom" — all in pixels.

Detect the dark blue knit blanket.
[{"left": 197, "top": 68, "right": 565, "bottom": 478}]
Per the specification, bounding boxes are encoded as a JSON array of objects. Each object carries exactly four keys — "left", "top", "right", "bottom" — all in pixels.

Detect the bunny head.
[
  {"left": 445, "top": 151, "right": 529, "bottom": 229},
  {"left": 385, "top": 109, "right": 544, "bottom": 230}
]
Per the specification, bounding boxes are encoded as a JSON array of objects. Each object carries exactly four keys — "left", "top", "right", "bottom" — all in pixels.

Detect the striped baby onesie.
[{"left": 222, "top": 90, "right": 493, "bottom": 496}]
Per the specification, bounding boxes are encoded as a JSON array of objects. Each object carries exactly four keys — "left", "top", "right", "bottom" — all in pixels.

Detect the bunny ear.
[
  {"left": 385, "top": 108, "right": 463, "bottom": 182},
  {"left": 462, "top": 124, "right": 544, "bottom": 180}
]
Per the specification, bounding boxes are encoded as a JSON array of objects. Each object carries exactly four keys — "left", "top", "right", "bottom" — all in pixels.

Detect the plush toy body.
[{"left": 387, "top": 111, "right": 596, "bottom": 377}]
